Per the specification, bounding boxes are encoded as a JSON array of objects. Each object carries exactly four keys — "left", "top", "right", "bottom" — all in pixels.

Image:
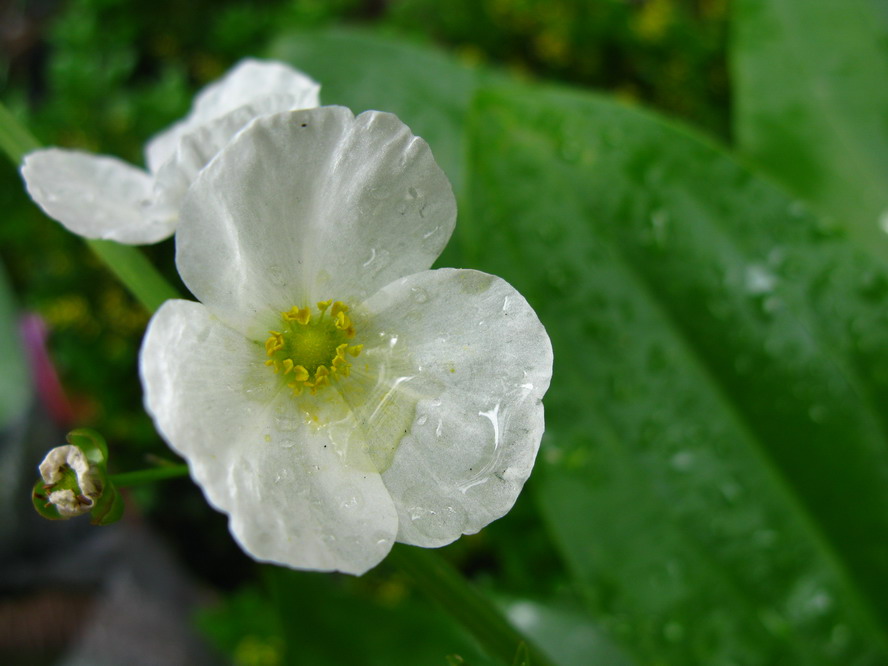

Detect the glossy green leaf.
[
  {"left": 466, "top": 84, "right": 888, "bottom": 664},
  {"left": 731, "top": 0, "right": 888, "bottom": 260},
  {"left": 259, "top": 568, "right": 497, "bottom": 666},
  {"left": 267, "top": 27, "right": 504, "bottom": 201},
  {"left": 499, "top": 598, "right": 637, "bottom": 666}
]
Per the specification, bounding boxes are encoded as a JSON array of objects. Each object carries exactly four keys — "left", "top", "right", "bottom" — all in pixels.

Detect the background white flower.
[
  {"left": 140, "top": 106, "right": 553, "bottom": 575},
  {"left": 20, "top": 59, "right": 319, "bottom": 244}
]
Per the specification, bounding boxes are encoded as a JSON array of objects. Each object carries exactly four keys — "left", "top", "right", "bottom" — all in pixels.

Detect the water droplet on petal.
[
  {"left": 402, "top": 486, "right": 468, "bottom": 540},
  {"left": 268, "top": 265, "right": 285, "bottom": 286},
  {"left": 274, "top": 406, "right": 301, "bottom": 431},
  {"left": 421, "top": 226, "right": 445, "bottom": 252},
  {"left": 410, "top": 287, "right": 429, "bottom": 303}
]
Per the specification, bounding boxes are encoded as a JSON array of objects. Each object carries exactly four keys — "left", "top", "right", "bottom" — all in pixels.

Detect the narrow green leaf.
[
  {"left": 0, "top": 262, "right": 29, "bottom": 429},
  {"left": 0, "top": 102, "right": 41, "bottom": 164},
  {"left": 85, "top": 240, "right": 181, "bottom": 313},
  {"left": 731, "top": 0, "right": 888, "bottom": 260},
  {"left": 466, "top": 84, "right": 888, "bottom": 664},
  {"left": 0, "top": 100, "right": 182, "bottom": 313}
]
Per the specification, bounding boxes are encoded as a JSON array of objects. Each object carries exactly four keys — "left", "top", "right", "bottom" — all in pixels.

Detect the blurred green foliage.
[
  {"left": 0, "top": 0, "right": 729, "bottom": 467},
  {"left": 6, "top": 0, "right": 884, "bottom": 665}
]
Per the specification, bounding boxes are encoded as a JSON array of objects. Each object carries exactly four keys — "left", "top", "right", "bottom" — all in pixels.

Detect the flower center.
[{"left": 264, "top": 300, "right": 363, "bottom": 396}]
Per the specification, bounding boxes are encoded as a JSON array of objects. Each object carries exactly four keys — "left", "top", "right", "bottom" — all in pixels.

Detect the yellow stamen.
[{"left": 263, "top": 299, "right": 363, "bottom": 396}]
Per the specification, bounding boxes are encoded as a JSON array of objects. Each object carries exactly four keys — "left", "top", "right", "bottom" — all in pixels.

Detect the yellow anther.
[
  {"left": 282, "top": 306, "right": 311, "bottom": 325},
  {"left": 265, "top": 332, "right": 284, "bottom": 354},
  {"left": 264, "top": 299, "right": 363, "bottom": 397}
]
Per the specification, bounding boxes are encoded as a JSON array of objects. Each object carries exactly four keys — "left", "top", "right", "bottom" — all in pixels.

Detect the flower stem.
[
  {"left": 388, "top": 545, "right": 556, "bottom": 666},
  {"left": 0, "top": 100, "right": 183, "bottom": 313},
  {"left": 0, "top": 102, "right": 41, "bottom": 163},
  {"left": 109, "top": 464, "right": 190, "bottom": 488},
  {"left": 86, "top": 239, "right": 182, "bottom": 312}
]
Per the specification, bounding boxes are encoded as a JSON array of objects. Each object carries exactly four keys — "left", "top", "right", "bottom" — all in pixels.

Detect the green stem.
[
  {"left": 0, "top": 101, "right": 40, "bottom": 163},
  {"left": 87, "top": 240, "right": 182, "bottom": 312},
  {"left": 109, "top": 464, "right": 190, "bottom": 488},
  {"left": 388, "top": 545, "right": 557, "bottom": 666},
  {"left": 0, "top": 100, "right": 182, "bottom": 313}
]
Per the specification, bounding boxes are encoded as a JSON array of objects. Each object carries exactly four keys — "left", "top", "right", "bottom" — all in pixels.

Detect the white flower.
[
  {"left": 139, "top": 106, "right": 553, "bottom": 574},
  {"left": 20, "top": 59, "right": 319, "bottom": 244}
]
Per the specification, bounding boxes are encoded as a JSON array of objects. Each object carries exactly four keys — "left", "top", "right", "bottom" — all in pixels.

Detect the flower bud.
[
  {"left": 35, "top": 445, "right": 101, "bottom": 517},
  {"left": 32, "top": 429, "right": 123, "bottom": 525}
]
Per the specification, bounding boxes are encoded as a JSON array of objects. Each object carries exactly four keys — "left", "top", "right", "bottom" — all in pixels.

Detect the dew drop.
[
  {"left": 670, "top": 450, "right": 695, "bottom": 471},
  {"left": 559, "top": 140, "right": 581, "bottom": 163},
  {"left": 745, "top": 264, "right": 777, "bottom": 294},
  {"left": 788, "top": 200, "right": 807, "bottom": 217},
  {"left": 880, "top": 209, "right": 888, "bottom": 235},
  {"left": 340, "top": 492, "right": 364, "bottom": 509},
  {"left": 858, "top": 270, "right": 888, "bottom": 301},
  {"left": 407, "top": 186, "right": 419, "bottom": 199},
  {"left": 268, "top": 265, "right": 286, "bottom": 286},
  {"left": 368, "top": 186, "right": 390, "bottom": 200},
  {"left": 663, "top": 622, "right": 684, "bottom": 642},
  {"left": 421, "top": 226, "right": 444, "bottom": 252},
  {"left": 403, "top": 487, "right": 468, "bottom": 539},
  {"left": 415, "top": 414, "right": 428, "bottom": 426},
  {"left": 274, "top": 407, "right": 301, "bottom": 432},
  {"left": 808, "top": 403, "right": 828, "bottom": 423},
  {"left": 410, "top": 287, "right": 429, "bottom": 303}
]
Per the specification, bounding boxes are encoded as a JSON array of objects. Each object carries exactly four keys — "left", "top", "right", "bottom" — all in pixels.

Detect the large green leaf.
[
  {"left": 198, "top": 570, "right": 500, "bottom": 666},
  {"left": 731, "top": 0, "right": 888, "bottom": 260},
  {"left": 267, "top": 27, "right": 504, "bottom": 202},
  {"left": 466, "top": 84, "right": 888, "bottom": 664}
]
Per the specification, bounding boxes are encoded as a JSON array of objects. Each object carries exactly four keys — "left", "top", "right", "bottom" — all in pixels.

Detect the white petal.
[
  {"left": 176, "top": 107, "right": 456, "bottom": 333},
  {"left": 145, "top": 59, "right": 320, "bottom": 173},
  {"left": 357, "top": 269, "right": 552, "bottom": 547},
  {"left": 149, "top": 95, "right": 309, "bottom": 225},
  {"left": 140, "top": 299, "right": 398, "bottom": 574},
  {"left": 21, "top": 148, "right": 174, "bottom": 244}
]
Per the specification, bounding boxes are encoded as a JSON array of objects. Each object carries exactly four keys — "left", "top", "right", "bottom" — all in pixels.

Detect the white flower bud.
[{"left": 38, "top": 445, "right": 103, "bottom": 517}]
